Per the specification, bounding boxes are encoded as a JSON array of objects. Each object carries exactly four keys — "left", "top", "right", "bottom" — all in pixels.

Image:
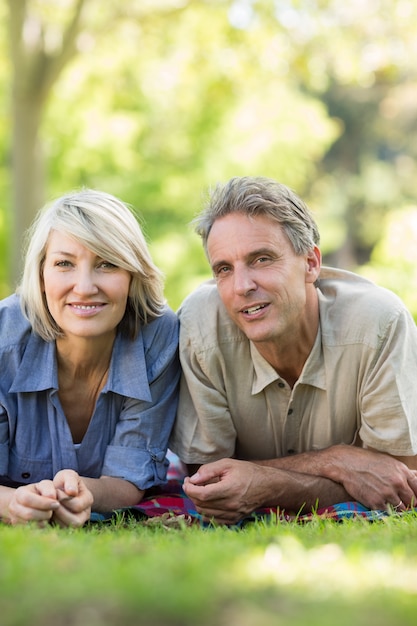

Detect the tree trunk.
[
  {"left": 10, "top": 93, "right": 44, "bottom": 287},
  {"left": 6, "top": 0, "right": 87, "bottom": 288}
]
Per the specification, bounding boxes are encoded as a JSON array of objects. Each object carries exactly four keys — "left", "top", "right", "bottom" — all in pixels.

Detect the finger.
[
  {"left": 15, "top": 485, "right": 59, "bottom": 511},
  {"left": 183, "top": 480, "right": 225, "bottom": 502},
  {"left": 61, "top": 477, "right": 80, "bottom": 498},
  {"left": 34, "top": 480, "right": 58, "bottom": 499},
  {"left": 52, "top": 469, "right": 81, "bottom": 496},
  {"left": 197, "top": 505, "right": 239, "bottom": 525},
  {"left": 9, "top": 500, "right": 57, "bottom": 525},
  {"left": 385, "top": 500, "right": 406, "bottom": 513},
  {"left": 406, "top": 474, "right": 417, "bottom": 507},
  {"left": 189, "top": 460, "right": 228, "bottom": 484},
  {"left": 56, "top": 488, "right": 74, "bottom": 504},
  {"left": 52, "top": 505, "right": 91, "bottom": 528},
  {"left": 9, "top": 505, "right": 53, "bottom": 524}
]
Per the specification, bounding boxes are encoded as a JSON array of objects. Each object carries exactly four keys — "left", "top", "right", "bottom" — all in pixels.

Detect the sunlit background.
[{"left": 1, "top": 0, "right": 416, "bottom": 314}]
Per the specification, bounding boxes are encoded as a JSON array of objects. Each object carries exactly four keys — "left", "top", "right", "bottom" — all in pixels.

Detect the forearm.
[
  {"left": 251, "top": 466, "right": 350, "bottom": 512},
  {"left": 254, "top": 445, "right": 351, "bottom": 483},
  {"left": 255, "top": 445, "right": 417, "bottom": 510},
  {"left": 82, "top": 476, "right": 144, "bottom": 512},
  {"left": 0, "top": 486, "right": 16, "bottom": 522},
  {"left": 185, "top": 460, "right": 351, "bottom": 525}
]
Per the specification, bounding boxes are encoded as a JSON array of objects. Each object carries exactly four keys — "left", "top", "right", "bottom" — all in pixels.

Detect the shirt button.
[
  {"left": 287, "top": 408, "right": 293, "bottom": 415},
  {"left": 278, "top": 382, "right": 285, "bottom": 388},
  {"left": 287, "top": 449, "right": 295, "bottom": 455},
  {"left": 21, "top": 472, "right": 31, "bottom": 479}
]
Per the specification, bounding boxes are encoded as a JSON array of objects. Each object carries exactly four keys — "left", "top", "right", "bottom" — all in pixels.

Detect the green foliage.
[
  {"left": 0, "top": 1, "right": 11, "bottom": 296},
  {"left": 359, "top": 207, "right": 417, "bottom": 319},
  {"left": 1, "top": 514, "right": 417, "bottom": 625},
  {"left": 1, "top": 0, "right": 417, "bottom": 310}
]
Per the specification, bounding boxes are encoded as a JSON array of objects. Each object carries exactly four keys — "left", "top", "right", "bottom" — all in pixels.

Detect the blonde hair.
[{"left": 18, "top": 189, "right": 165, "bottom": 341}]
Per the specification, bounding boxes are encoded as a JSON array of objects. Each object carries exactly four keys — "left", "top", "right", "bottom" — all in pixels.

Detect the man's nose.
[{"left": 233, "top": 267, "right": 256, "bottom": 296}]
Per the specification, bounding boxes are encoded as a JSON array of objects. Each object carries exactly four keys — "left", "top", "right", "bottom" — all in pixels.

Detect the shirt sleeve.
[
  {"left": 0, "top": 403, "right": 9, "bottom": 476},
  {"left": 359, "top": 306, "right": 417, "bottom": 456},
  {"left": 101, "top": 314, "right": 180, "bottom": 490},
  {"left": 169, "top": 302, "right": 237, "bottom": 465}
]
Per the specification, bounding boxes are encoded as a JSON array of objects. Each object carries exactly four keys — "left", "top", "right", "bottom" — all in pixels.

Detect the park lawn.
[{"left": 1, "top": 512, "right": 417, "bottom": 626}]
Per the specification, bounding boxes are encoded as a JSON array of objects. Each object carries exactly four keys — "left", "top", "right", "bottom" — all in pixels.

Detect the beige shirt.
[{"left": 169, "top": 267, "right": 417, "bottom": 464}]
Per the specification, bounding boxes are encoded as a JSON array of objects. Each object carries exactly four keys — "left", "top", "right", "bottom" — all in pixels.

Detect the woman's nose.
[{"left": 72, "top": 269, "right": 99, "bottom": 295}]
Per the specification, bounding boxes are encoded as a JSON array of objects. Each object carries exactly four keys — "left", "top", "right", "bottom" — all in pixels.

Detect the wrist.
[
  {"left": 317, "top": 445, "right": 348, "bottom": 483},
  {"left": 0, "top": 487, "right": 15, "bottom": 524}
]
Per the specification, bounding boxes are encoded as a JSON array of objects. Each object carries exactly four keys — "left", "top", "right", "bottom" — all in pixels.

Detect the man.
[{"left": 169, "top": 176, "right": 417, "bottom": 524}]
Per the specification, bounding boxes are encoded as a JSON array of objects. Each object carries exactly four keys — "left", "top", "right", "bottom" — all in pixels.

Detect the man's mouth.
[{"left": 242, "top": 304, "right": 268, "bottom": 315}]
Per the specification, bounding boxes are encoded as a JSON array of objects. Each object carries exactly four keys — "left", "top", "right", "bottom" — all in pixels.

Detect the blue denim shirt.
[{"left": 0, "top": 294, "right": 180, "bottom": 490}]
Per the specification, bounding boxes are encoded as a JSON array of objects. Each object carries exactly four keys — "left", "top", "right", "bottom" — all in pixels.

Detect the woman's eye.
[
  {"left": 55, "top": 260, "right": 72, "bottom": 267},
  {"left": 99, "top": 261, "right": 117, "bottom": 270}
]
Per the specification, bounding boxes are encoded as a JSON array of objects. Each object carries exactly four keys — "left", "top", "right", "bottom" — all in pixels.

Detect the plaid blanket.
[
  {"left": 89, "top": 451, "right": 415, "bottom": 525},
  {"left": 90, "top": 478, "right": 411, "bottom": 525}
]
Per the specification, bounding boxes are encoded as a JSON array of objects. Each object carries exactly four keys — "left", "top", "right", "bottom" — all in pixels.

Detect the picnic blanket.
[
  {"left": 90, "top": 479, "right": 410, "bottom": 526},
  {"left": 89, "top": 451, "right": 416, "bottom": 525}
]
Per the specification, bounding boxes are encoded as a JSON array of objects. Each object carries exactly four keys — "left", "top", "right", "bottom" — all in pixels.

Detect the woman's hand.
[
  {"left": 51, "top": 469, "right": 93, "bottom": 528},
  {"left": 7, "top": 480, "right": 60, "bottom": 527}
]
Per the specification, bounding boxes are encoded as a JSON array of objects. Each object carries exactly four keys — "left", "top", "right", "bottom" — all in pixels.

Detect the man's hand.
[
  {"left": 322, "top": 445, "right": 417, "bottom": 511},
  {"left": 51, "top": 470, "right": 93, "bottom": 528},
  {"left": 183, "top": 459, "right": 283, "bottom": 525}
]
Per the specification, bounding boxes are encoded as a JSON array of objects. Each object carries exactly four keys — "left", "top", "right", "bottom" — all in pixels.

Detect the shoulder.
[
  {"left": 319, "top": 267, "right": 407, "bottom": 312},
  {"left": 318, "top": 267, "right": 415, "bottom": 342},
  {"left": 140, "top": 305, "right": 179, "bottom": 354},
  {"left": 178, "top": 280, "right": 245, "bottom": 351},
  {"left": 145, "top": 305, "right": 178, "bottom": 336},
  {"left": 0, "top": 294, "right": 32, "bottom": 349}
]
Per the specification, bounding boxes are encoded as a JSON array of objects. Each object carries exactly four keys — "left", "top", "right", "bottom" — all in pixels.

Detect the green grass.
[{"left": 1, "top": 513, "right": 417, "bottom": 626}]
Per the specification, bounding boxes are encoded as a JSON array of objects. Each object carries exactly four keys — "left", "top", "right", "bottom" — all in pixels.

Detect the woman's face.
[{"left": 42, "top": 230, "right": 131, "bottom": 342}]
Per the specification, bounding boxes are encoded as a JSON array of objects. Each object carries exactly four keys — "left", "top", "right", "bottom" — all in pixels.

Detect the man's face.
[{"left": 207, "top": 212, "right": 320, "bottom": 348}]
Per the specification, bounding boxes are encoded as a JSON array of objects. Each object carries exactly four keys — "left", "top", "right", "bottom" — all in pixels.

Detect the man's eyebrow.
[
  {"left": 247, "top": 247, "right": 276, "bottom": 258},
  {"left": 211, "top": 259, "right": 229, "bottom": 272},
  {"left": 211, "top": 247, "right": 277, "bottom": 271}
]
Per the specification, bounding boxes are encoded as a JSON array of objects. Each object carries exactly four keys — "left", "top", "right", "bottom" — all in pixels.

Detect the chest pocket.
[{"left": 8, "top": 448, "right": 54, "bottom": 484}]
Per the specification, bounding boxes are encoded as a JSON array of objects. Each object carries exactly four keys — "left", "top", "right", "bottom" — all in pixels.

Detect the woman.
[{"left": 0, "top": 189, "right": 180, "bottom": 527}]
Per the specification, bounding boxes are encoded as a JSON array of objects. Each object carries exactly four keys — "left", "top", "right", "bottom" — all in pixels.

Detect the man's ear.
[{"left": 305, "top": 246, "right": 321, "bottom": 283}]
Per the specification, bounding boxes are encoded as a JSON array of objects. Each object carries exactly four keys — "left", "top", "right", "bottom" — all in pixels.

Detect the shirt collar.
[
  {"left": 9, "top": 332, "right": 58, "bottom": 392},
  {"left": 250, "top": 342, "right": 280, "bottom": 394},
  {"left": 10, "top": 330, "right": 152, "bottom": 402},
  {"left": 249, "top": 308, "right": 327, "bottom": 394},
  {"left": 106, "top": 332, "right": 152, "bottom": 402}
]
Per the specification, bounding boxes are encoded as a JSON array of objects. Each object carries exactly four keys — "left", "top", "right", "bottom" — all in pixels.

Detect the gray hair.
[
  {"left": 18, "top": 189, "right": 165, "bottom": 341},
  {"left": 194, "top": 176, "right": 320, "bottom": 255}
]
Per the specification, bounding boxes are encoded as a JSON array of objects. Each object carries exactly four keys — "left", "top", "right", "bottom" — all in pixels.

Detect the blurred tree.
[
  {"left": 36, "top": 0, "right": 338, "bottom": 307},
  {"left": 0, "top": 2, "right": 9, "bottom": 297},
  {"left": 4, "top": 0, "right": 193, "bottom": 287},
  {"left": 1, "top": 0, "right": 416, "bottom": 315},
  {"left": 6, "top": 0, "right": 87, "bottom": 286},
  {"left": 271, "top": 0, "right": 417, "bottom": 269},
  {"left": 360, "top": 206, "right": 417, "bottom": 316}
]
